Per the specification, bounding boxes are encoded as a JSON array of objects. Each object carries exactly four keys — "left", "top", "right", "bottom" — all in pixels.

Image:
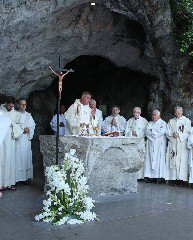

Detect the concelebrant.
[
  {"left": 0, "top": 97, "right": 23, "bottom": 191},
  {"left": 165, "top": 106, "right": 191, "bottom": 187},
  {"left": 144, "top": 110, "right": 167, "bottom": 183},
  {"left": 0, "top": 111, "right": 11, "bottom": 197},
  {"left": 125, "top": 107, "right": 148, "bottom": 179},
  {"left": 64, "top": 92, "right": 92, "bottom": 135},
  {"left": 16, "top": 99, "right": 36, "bottom": 183},
  {"left": 89, "top": 99, "right": 103, "bottom": 135},
  {"left": 102, "top": 105, "right": 126, "bottom": 134}
]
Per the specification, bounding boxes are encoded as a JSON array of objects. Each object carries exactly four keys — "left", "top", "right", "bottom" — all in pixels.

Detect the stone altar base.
[{"left": 39, "top": 136, "right": 145, "bottom": 196}]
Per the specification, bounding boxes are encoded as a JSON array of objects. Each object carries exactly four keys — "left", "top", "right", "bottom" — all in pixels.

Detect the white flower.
[{"left": 35, "top": 149, "right": 97, "bottom": 225}]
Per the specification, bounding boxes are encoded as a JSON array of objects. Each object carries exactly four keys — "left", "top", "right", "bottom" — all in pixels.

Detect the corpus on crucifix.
[{"left": 49, "top": 65, "right": 74, "bottom": 165}]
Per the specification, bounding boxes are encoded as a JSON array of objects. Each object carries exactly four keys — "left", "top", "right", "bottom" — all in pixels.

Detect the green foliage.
[{"left": 170, "top": 0, "right": 193, "bottom": 56}]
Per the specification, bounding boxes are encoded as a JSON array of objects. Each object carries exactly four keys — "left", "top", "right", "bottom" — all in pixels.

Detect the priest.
[
  {"left": 102, "top": 105, "right": 126, "bottom": 134},
  {"left": 64, "top": 92, "right": 92, "bottom": 135},
  {"left": 50, "top": 105, "right": 66, "bottom": 136},
  {"left": 89, "top": 99, "right": 103, "bottom": 135},
  {"left": 125, "top": 107, "right": 148, "bottom": 179},
  {"left": 0, "top": 97, "right": 23, "bottom": 191},
  {"left": 165, "top": 106, "right": 191, "bottom": 186},
  {"left": 0, "top": 111, "right": 11, "bottom": 197},
  {"left": 16, "top": 99, "right": 36, "bottom": 183},
  {"left": 144, "top": 110, "right": 167, "bottom": 183}
]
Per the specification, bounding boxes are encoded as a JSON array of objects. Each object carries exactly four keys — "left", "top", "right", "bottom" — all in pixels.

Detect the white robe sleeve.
[
  {"left": 166, "top": 120, "right": 174, "bottom": 141},
  {"left": 102, "top": 117, "right": 111, "bottom": 133},
  {"left": 146, "top": 123, "right": 154, "bottom": 141},
  {"left": 27, "top": 114, "right": 36, "bottom": 140},
  {"left": 0, "top": 112, "right": 11, "bottom": 146},
  {"left": 12, "top": 112, "right": 23, "bottom": 139},
  {"left": 187, "top": 130, "right": 193, "bottom": 149},
  {"left": 179, "top": 118, "right": 191, "bottom": 142},
  {"left": 137, "top": 119, "right": 148, "bottom": 138},
  {"left": 64, "top": 104, "right": 80, "bottom": 132}
]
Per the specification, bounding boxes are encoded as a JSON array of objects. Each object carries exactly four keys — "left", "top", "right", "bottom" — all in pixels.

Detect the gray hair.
[
  {"left": 152, "top": 109, "right": 160, "bottom": 116},
  {"left": 133, "top": 107, "right": 141, "bottom": 114},
  {"left": 90, "top": 99, "right": 96, "bottom": 104},
  {"left": 174, "top": 106, "right": 183, "bottom": 112}
]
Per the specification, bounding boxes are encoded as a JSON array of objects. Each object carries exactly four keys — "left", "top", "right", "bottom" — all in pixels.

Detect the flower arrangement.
[{"left": 35, "top": 149, "right": 97, "bottom": 225}]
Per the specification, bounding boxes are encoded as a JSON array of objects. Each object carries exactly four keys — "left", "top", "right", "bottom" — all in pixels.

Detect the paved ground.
[{"left": 0, "top": 182, "right": 193, "bottom": 240}]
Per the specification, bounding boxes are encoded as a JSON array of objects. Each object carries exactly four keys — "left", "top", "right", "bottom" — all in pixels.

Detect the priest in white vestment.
[
  {"left": 16, "top": 99, "right": 36, "bottom": 182},
  {"left": 0, "top": 97, "right": 23, "bottom": 190},
  {"left": 187, "top": 124, "right": 193, "bottom": 184},
  {"left": 64, "top": 92, "right": 92, "bottom": 135},
  {"left": 165, "top": 106, "right": 191, "bottom": 186},
  {"left": 89, "top": 99, "right": 103, "bottom": 135},
  {"left": 50, "top": 105, "right": 66, "bottom": 136},
  {"left": 125, "top": 107, "right": 148, "bottom": 179},
  {"left": 0, "top": 111, "right": 11, "bottom": 197},
  {"left": 102, "top": 106, "right": 126, "bottom": 134},
  {"left": 144, "top": 110, "right": 167, "bottom": 183}
]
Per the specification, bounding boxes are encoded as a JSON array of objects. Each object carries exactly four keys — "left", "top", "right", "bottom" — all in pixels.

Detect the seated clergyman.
[
  {"left": 64, "top": 91, "right": 92, "bottom": 135},
  {"left": 50, "top": 105, "right": 66, "bottom": 136},
  {"left": 89, "top": 99, "right": 103, "bottom": 135},
  {"left": 102, "top": 105, "right": 126, "bottom": 134}
]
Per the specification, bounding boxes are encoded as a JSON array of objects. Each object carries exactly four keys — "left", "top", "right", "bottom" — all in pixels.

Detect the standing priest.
[
  {"left": 165, "top": 106, "right": 191, "bottom": 187},
  {"left": 16, "top": 99, "right": 36, "bottom": 183},
  {"left": 144, "top": 110, "right": 167, "bottom": 183},
  {"left": 0, "top": 97, "right": 23, "bottom": 191},
  {"left": 102, "top": 105, "right": 126, "bottom": 134},
  {"left": 125, "top": 107, "right": 148, "bottom": 179},
  {"left": 0, "top": 111, "right": 11, "bottom": 197},
  {"left": 65, "top": 92, "right": 92, "bottom": 135},
  {"left": 89, "top": 99, "right": 103, "bottom": 135}
]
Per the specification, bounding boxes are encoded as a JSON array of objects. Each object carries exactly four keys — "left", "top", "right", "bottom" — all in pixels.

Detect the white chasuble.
[
  {"left": 102, "top": 115, "right": 126, "bottom": 134},
  {"left": 0, "top": 105, "right": 23, "bottom": 187},
  {"left": 16, "top": 111, "right": 36, "bottom": 181},
  {"left": 90, "top": 109, "right": 103, "bottom": 135},
  {"left": 64, "top": 99, "right": 92, "bottom": 135},
  {"left": 165, "top": 116, "right": 191, "bottom": 181},
  {"left": 144, "top": 119, "right": 167, "bottom": 179},
  {"left": 125, "top": 116, "right": 148, "bottom": 179},
  {"left": 0, "top": 111, "right": 11, "bottom": 146}
]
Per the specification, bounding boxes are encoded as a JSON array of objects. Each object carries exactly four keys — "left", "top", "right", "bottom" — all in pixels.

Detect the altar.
[{"left": 39, "top": 135, "right": 145, "bottom": 196}]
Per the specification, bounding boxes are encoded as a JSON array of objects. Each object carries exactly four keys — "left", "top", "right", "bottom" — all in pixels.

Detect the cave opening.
[{"left": 51, "top": 55, "right": 156, "bottom": 120}]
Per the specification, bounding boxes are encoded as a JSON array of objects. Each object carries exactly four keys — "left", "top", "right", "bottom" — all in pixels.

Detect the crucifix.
[{"left": 49, "top": 56, "right": 74, "bottom": 165}]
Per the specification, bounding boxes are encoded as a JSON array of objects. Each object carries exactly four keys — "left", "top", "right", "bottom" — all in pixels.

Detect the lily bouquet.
[{"left": 35, "top": 149, "right": 97, "bottom": 225}]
